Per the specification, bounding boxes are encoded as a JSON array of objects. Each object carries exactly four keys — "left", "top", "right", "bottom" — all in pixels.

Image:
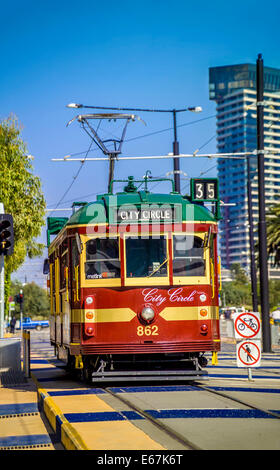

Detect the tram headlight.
[{"left": 140, "top": 306, "right": 155, "bottom": 324}]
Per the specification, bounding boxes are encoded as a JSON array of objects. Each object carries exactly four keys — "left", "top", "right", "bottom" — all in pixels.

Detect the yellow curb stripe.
[
  {"left": 61, "top": 421, "right": 89, "bottom": 450},
  {"left": 31, "top": 372, "right": 88, "bottom": 450}
]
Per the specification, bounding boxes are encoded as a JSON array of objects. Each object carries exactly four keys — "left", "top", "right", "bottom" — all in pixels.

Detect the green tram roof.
[
  {"left": 47, "top": 177, "right": 220, "bottom": 246},
  {"left": 66, "top": 191, "right": 216, "bottom": 226}
]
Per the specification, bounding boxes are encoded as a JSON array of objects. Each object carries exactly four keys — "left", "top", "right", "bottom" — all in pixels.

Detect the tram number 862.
[{"left": 137, "top": 325, "right": 159, "bottom": 336}]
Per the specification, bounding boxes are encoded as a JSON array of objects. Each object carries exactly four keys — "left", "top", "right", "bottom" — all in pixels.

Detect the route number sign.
[
  {"left": 233, "top": 312, "right": 261, "bottom": 340},
  {"left": 190, "top": 178, "right": 219, "bottom": 202},
  {"left": 236, "top": 340, "right": 261, "bottom": 368}
]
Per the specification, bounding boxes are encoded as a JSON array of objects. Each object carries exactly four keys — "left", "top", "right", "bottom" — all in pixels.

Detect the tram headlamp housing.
[{"left": 140, "top": 306, "right": 155, "bottom": 324}]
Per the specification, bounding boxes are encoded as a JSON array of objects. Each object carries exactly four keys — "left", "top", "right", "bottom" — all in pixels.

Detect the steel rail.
[
  {"left": 104, "top": 386, "right": 202, "bottom": 451},
  {"left": 195, "top": 383, "right": 280, "bottom": 420}
]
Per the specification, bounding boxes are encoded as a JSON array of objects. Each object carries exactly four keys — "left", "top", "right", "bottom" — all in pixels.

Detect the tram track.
[
  {"left": 101, "top": 379, "right": 280, "bottom": 451},
  {"left": 193, "top": 382, "right": 280, "bottom": 420},
  {"left": 104, "top": 386, "right": 202, "bottom": 450},
  {"left": 27, "top": 332, "right": 280, "bottom": 450}
]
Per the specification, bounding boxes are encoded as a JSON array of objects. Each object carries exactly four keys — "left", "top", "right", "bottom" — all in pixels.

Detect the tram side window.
[
  {"left": 85, "top": 237, "right": 120, "bottom": 279},
  {"left": 173, "top": 235, "right": 205, "bottom": 277},
  {"left": 126, "top": 236, "right": 167, "bottom": 278},
  {"left": 71, "top": 239, "right": 80, "bottom": 280},
  {"left": 60, "top": 244, "right": 68, "bottom": 289}
]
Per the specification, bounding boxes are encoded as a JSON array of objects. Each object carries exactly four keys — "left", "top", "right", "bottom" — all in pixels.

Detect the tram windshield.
[
  {"left": 126, "top": 235, "right": 167, "bottom": 278},
  {"left": 85, "top": 237, "right": 120, "bottom": 279},
  {"left": 173, "top": 235, "right": 205, "bottom": 277}
]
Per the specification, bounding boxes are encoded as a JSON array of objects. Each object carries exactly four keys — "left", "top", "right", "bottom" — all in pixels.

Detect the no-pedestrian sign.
[
  {"left": 233, "top": 311, "right": 261, "bottom": 340},
  {"left": 236, "top": 340, "right": 261, "bottom": 368}
]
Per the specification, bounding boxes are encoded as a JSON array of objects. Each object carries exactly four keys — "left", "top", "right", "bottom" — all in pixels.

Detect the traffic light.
[
  {"left": 0, "top": 213, "right": 14, "bottom": 256},
  {"left": 19, "top": 291, "right": 24, "bottom": 311},
  {"left": 15, "top": 291, "right": 24, "bottom": 311}
]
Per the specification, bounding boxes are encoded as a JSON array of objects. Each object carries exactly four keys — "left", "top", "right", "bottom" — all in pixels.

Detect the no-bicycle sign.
[{"left": 233, "top": 312, "right": 261, "bottom": 340}]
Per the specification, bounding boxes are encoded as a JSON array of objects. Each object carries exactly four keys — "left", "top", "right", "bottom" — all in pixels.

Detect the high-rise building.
[{"left": 209, "top": 63, "right": 280, "bottom": 278}]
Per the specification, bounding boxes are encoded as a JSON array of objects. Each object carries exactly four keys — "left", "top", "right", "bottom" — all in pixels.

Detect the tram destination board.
[
  {"left": 190, "top": 178, "right": 219, "bottom": 202},
  {"left": 113, "top": 205, "right": 182, "bottom": 223}
]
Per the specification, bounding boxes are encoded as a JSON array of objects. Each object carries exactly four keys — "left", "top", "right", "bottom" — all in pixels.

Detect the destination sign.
[{"left": 114, "top": 206, "right": 179, "bottom": 223}]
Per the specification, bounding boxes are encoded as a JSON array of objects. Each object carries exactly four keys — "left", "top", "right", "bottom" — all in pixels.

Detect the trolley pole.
[
  {"left": 256, "top": 53, "right": 271, "bottom": 352},
  {"left": 66, "top": 103, "right": 202, "bottom": 195},
  {"left": 172, "top": 110, "right": 180, "bottom": 193}
]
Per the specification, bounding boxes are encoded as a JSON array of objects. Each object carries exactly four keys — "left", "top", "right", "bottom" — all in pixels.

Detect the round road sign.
[
  {"left": 236, "top": 340, "right": 261, "bottom": 368},
  {"left": 234, "top": 312, "right": 261, "bottom": 339}
]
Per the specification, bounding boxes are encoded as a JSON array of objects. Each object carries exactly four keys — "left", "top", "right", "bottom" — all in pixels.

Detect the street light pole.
[{"left": 256, "top": 53, "right": 271, "bottom": 352}]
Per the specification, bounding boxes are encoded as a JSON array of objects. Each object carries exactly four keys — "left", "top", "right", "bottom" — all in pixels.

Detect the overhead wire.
[
  {"left": 48, "top": 113, "right": 217, "bottom": 210},
  {"left": 58, "top": 114, "right": 216, "bottom": 159},
  {"left": 48, "top": 138, "right": 94, "bottom": 216}
]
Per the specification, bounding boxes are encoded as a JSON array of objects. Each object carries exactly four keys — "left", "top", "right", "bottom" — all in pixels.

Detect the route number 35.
[
  {"left": 192, "top": 178, "right": 218, "bottom": 201},
  {"left": 137, "top": 325, "right": 159, "bottom": 336}
]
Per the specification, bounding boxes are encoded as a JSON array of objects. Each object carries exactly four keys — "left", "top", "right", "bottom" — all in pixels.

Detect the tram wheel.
[{"left": 82, "top": 357, "right": 94, "bottom": 384}]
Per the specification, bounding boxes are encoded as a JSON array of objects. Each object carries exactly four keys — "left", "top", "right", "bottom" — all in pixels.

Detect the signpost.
[{"left": 233, "top": 311, "right": 262, "bottom": 380}]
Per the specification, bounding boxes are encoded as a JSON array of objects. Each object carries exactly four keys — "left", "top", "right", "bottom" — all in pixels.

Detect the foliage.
[
  {"left": 221, "top": 261, "right": 280, "bottom": 311},
  {"left": 266, "top": 204, "right": 280, "bottom": 267},
  {"left": 10, "top": 280, "right": 50, "bottom": 319},
  {"left": 0, "top": 116, "right": 46, "bottom": 314},
  {"left": 229, "top": 263, "right": 249, "bottom": 285}
]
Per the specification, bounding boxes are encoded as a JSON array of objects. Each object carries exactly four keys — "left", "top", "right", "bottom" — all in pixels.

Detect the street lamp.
[{"left": 66, "top": 103, "right": 202, "bottom": 192}]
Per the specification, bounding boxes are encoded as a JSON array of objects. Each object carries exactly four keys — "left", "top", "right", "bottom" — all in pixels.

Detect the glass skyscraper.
[{"left": 209, "top": 63, "right": 280, "bottom": 278}]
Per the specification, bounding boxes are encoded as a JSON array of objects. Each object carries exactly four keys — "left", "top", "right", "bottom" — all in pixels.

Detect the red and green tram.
[{"left": 45, "top": 175, "right": 221, "bottom": 382}]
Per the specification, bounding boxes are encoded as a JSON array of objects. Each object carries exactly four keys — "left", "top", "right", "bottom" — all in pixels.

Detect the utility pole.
[
  {"left": 247, "top": 156, "right": 258, "bottom": 312},
  {"left": 256, "top": 53, "right": 271, "bottom": 352}
]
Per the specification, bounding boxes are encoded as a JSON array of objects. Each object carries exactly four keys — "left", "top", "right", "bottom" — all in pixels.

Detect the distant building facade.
[{"left": 209, "top": 63, "right": 280, "bottom": 278}]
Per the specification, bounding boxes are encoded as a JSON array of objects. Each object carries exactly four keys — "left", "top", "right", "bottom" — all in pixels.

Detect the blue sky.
[{"left": 2, "top": 0, "right": 279, "bottom": 285}]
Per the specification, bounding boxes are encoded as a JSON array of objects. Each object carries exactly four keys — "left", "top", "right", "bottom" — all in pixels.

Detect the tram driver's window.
[
  {"left": 126, "top": 235, "right": 167, "bottom": 278},
  {"left": 173, "top": 235, "right": 205, "bottom": 277},
  {"left": 85, "top": 237, "right": 120, "bottom": 279}
]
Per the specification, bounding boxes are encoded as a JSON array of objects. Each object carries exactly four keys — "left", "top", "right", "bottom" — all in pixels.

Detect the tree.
[
  {"left": 10, "top": 281, "right": 49, "bottom": 318},
  {"left": 265, "top": 204, "right": 280, "bottom": 267},
  {"left": 230, "top": 263, "right": 248, "bottom": 284},
  {"left": 0, "top": 116, "right": 46, "bottom": 314}
]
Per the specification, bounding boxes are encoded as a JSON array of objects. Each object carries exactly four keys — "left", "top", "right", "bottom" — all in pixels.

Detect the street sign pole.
[
  {"left": 234, "top": 311, "right": 262, "bottom": 381},
  {"left": 0, "top": 202, "right": 4, "bottom": 338}
]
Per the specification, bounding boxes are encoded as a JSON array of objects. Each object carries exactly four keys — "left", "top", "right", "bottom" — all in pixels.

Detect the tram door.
[
  {"left": 60, "top": 238, "right": 71, "bottom": 348},
  {"left": 69, "top": 236, "right": 81, "bottom": 343}
]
